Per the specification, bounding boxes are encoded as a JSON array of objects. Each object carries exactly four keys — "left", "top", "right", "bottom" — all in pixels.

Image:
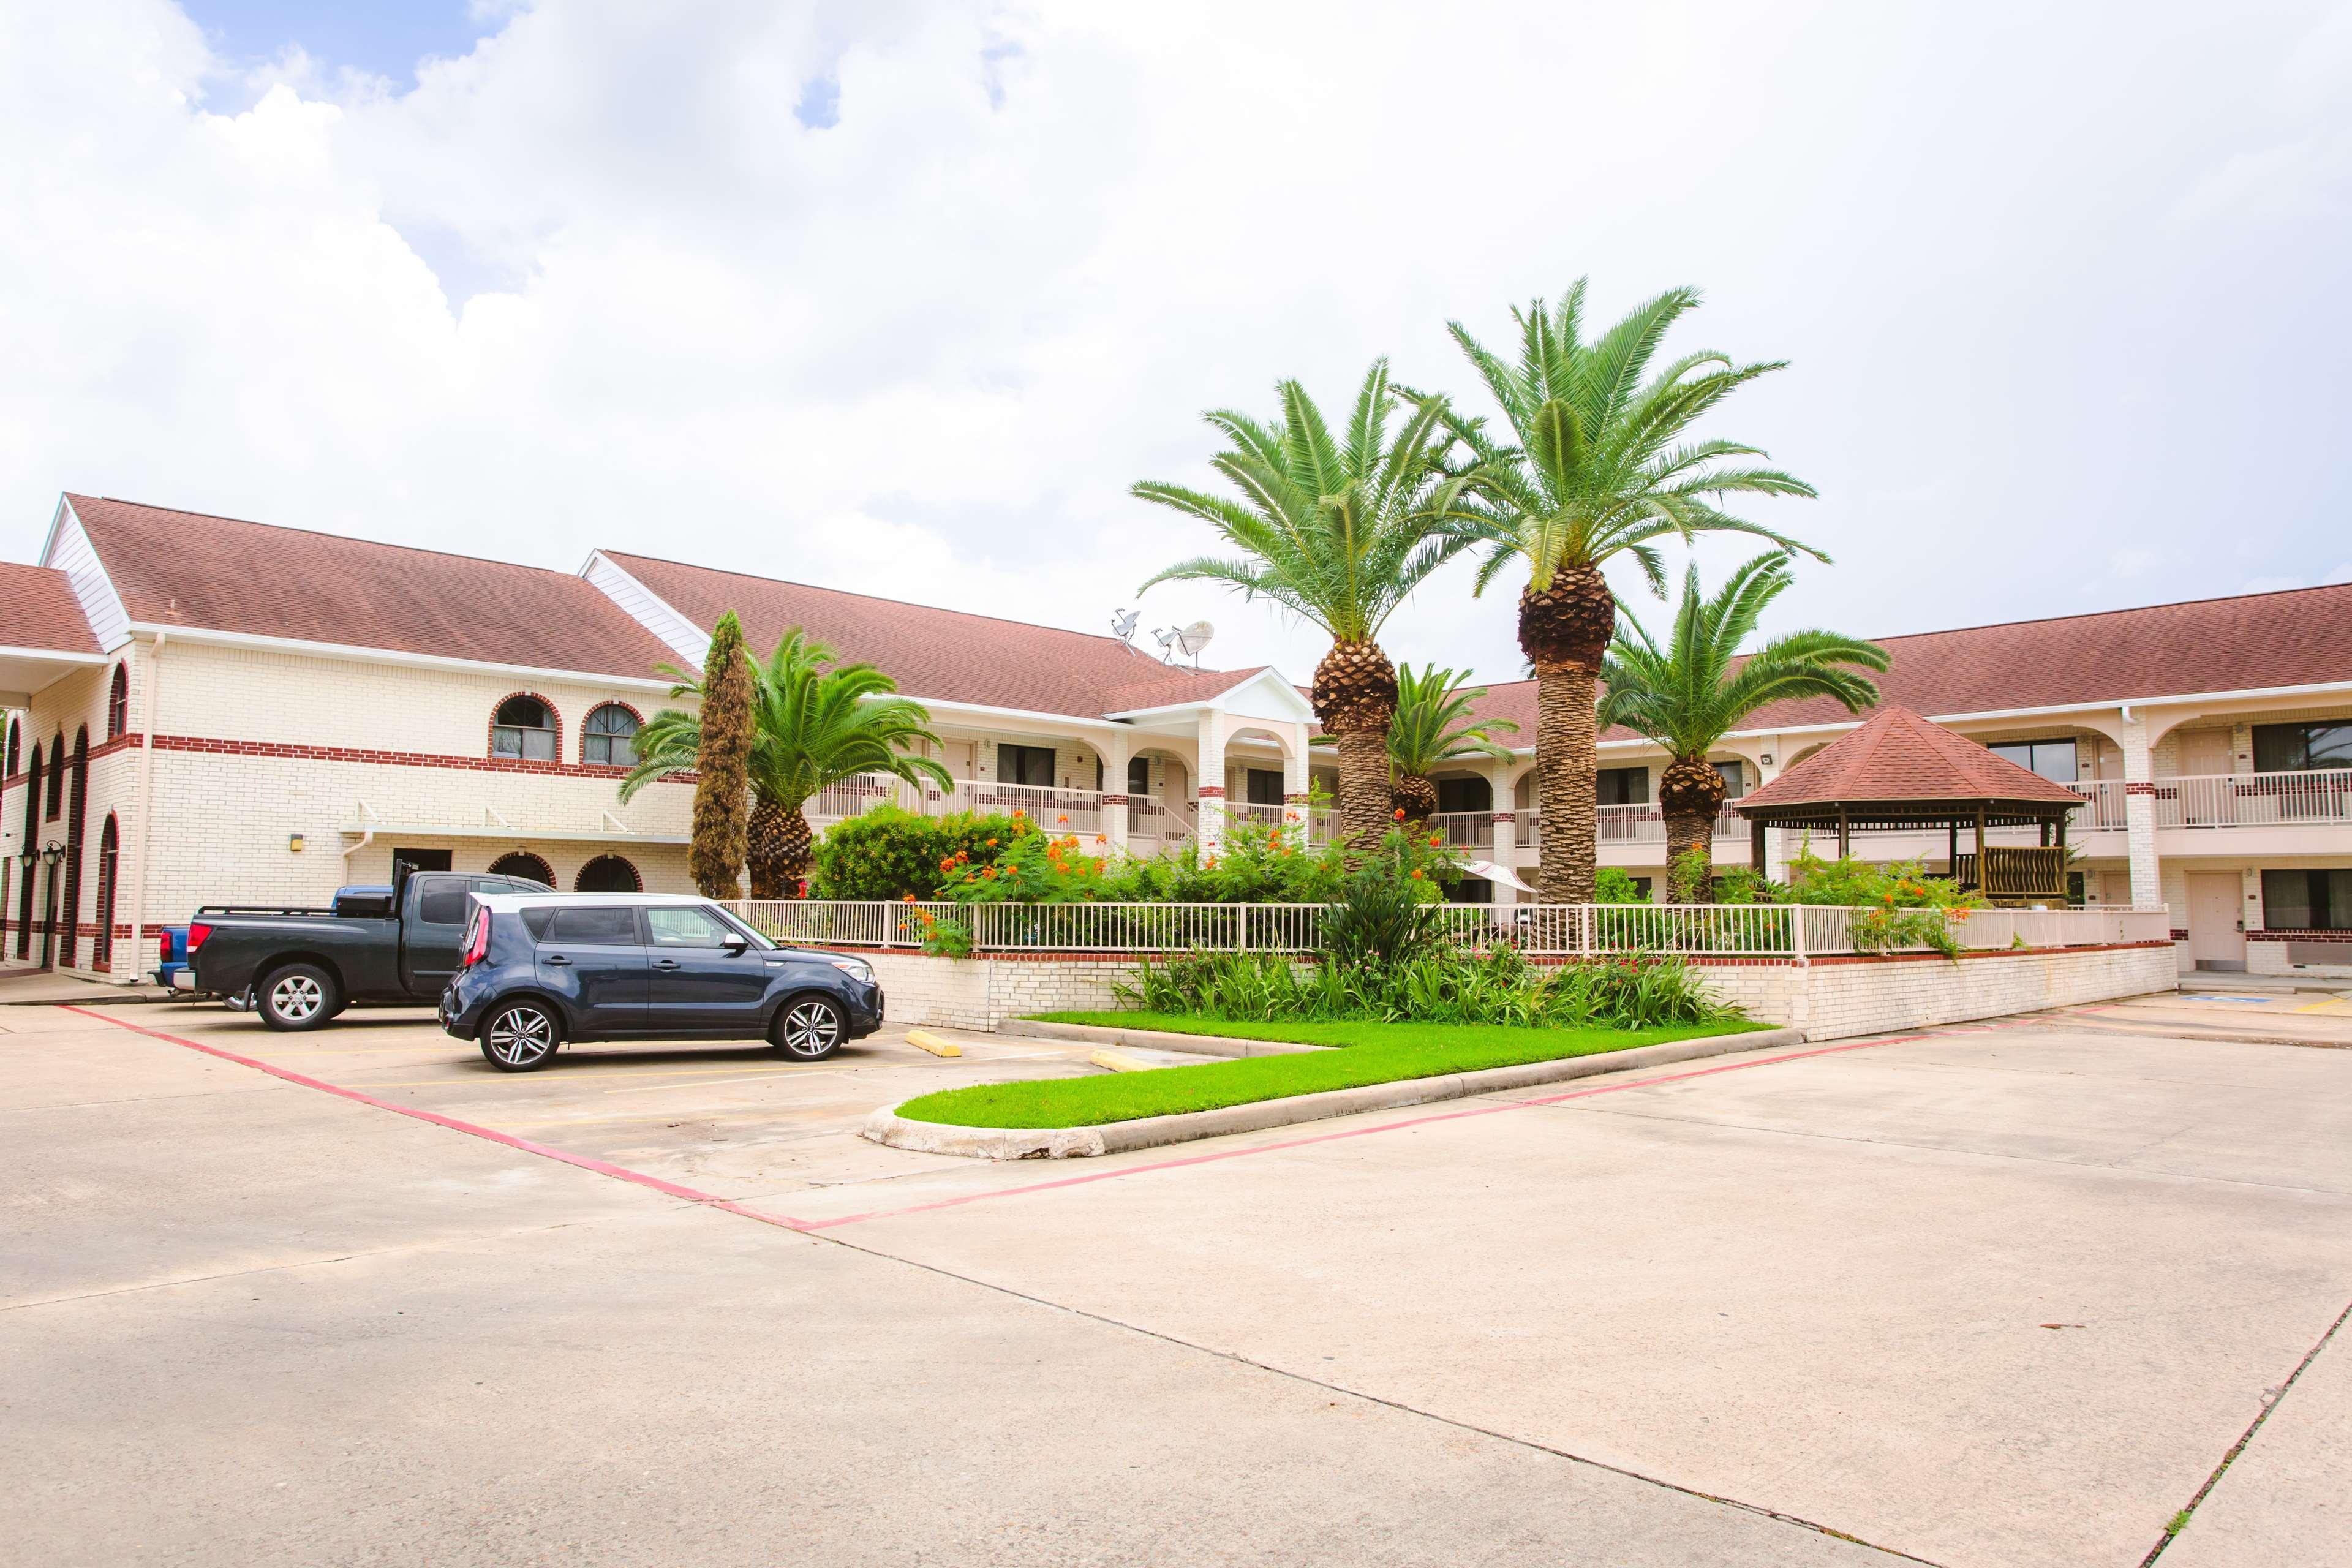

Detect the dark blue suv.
[{"left": 439, "top": 894, "right": 884, "bottom": 1072}]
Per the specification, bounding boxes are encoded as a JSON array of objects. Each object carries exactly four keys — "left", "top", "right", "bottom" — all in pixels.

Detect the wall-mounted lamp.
[
  {"left": 288, "top": 833, "right": 306, "bottom": 853},
  {"left": 1760, "top": 753, "right": 1775, "bottom": 767}
]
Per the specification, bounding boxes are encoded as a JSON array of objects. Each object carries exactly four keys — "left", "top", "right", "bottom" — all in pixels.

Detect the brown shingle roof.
[
  {"left": 1466, "top": 580, "right": 2352, "bottom": 742},
  {"left": 1735, "top": 706, "right": 2087, "bottom": 813},
  {"left": 603, "top": 550, "right": 1246, "bottom": 720},
  {"left": 0, "top": 562, "right": 99, "bottom": 654},
  {"left": 66, "top": 496, "right": 679, "bottom": 680}
]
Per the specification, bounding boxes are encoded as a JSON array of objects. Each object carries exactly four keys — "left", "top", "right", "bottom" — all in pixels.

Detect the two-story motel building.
[{"left": 4, "top": 494, "right": 2350, "bottom": 985}]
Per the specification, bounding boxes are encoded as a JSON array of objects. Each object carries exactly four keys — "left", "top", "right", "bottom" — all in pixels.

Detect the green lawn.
[{"left": 894, "top": 1015, "right": 1766, "bottom": 1130}]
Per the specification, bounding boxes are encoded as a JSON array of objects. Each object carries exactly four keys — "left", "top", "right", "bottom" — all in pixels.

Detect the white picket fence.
[{"left": 725, "top": 899, "right": 2171, "bottom": 958}]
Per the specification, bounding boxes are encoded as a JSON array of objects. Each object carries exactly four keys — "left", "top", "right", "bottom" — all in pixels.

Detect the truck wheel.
[
  {"left": 258, "top": 964, "right": 339, "bottom": 1031},
  {"left": 772, "top": 995, "right": 845, "bottom": 1061},
  {"left": 481, "top": 1001, "right": 560, "bottom": 1072}
]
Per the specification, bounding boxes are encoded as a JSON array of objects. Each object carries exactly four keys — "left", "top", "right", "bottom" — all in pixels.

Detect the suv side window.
[
  {"left": 545, "top": 907, "right": 642, "bottom": 946},
  {"left": 645, "top": 906, "right": 734, "bottom": 947},
  {"left": 415, "top": 876, "right": 469, "bottom": 925}
]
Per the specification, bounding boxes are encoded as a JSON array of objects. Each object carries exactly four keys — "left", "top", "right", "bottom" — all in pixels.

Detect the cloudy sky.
[{"left": 4, "top": 1, "right": 2347, "bottom": 688}]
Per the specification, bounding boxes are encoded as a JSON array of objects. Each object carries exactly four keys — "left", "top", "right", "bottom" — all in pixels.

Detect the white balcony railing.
[
  {"left": 2068, "top": 769, "right": 2352, "bottom": 832},
  {"left": 726, "top": 899, "right": 2171, "bottom": 957},
  {"left": 1428, "top": 810, "right": 1494, "bottom": 851}
]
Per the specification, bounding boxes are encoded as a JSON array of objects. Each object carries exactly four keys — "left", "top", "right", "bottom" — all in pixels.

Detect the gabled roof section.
[
  {"left": 1735, "top": 706, "right": 2087, "bottom": 812},
  {"left": 598, "top": 549, "right": 1254, "bottom": 721},
  {"left": 1464, "top": 579, "right": 2352, "bottom": 744},
  {"left": 0, "top": 562, "right": 100, "bottom": 655},
  {"left": 62, "top": 496, "right": 680, "bottom": 681}
]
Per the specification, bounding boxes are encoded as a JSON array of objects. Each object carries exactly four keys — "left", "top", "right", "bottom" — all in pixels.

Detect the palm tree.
[
  {"left": 1598, "top": 552, "right": 1886, "bottom": 899},
  {"left": 1381, "top": 663, "right": 1518, "bottom": 827},
  {"left": 620, "top": 628, "right": 953, "bottom": 898},
  {"left": 1439, "top": 281, "right": 1823, "bottom": 902},
  {"left": 1135, "top": 360, "right": 1474, "bottom": 853}
]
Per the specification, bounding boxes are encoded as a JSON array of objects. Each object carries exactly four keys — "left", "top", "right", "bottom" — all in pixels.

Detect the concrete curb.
[
  {"left": 863, "top": 1026, "right": 1803, "bottom": 1160},
  {"left": 1000, "top": 1017, "right": 1329, "bottom": 1057}
]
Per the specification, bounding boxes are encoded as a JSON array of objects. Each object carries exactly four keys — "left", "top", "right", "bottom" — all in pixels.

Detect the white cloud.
[{"left": 3, "top": 0, "right": 2349, "bottom": 688}]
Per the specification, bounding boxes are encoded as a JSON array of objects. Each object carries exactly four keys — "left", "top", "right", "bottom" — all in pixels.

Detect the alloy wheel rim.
[
  {"left": 271, "top": 973, "right": 322, "bottom": 1021},
  {"left": 783, "top": 1003, "right": 840, "bottom": 1057},
  {"left": 488, "top": 1008, "right": 553, "bottom": 1065}
]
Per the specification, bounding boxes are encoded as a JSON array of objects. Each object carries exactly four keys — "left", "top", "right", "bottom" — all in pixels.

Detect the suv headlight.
[{"left": 828, "top": 956, "right": 874, "bottom": 984}]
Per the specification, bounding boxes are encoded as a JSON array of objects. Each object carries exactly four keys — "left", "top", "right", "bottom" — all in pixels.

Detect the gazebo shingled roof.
[{"left": 1733, "top": 705, "right": 2084, "bottom": 828}]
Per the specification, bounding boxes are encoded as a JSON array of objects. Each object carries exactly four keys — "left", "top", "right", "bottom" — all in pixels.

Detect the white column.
[
  {"left": 1487, "top": 756, "right": 1517, "bottom": 891},
  {"left": 1099, "top": 729, "right": 1132, "bottom": 855},
  {"left": 1281, "top": 722, "right": 1311, "bottom": 839},
  {"left": 1195, "top": 709, "right": 1227, "bottom": 853},
  {"left": 2121, "top": 710, "right": 2163, "bottom": 911}
]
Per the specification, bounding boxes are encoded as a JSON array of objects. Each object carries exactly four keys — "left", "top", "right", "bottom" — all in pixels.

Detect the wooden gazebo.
[{"left": 1731, "top": 706, "right": 2086, "bottom": 904}]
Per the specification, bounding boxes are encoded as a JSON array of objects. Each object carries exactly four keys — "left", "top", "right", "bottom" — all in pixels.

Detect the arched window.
[
  {"left": 45, "top": 730, "right": 64, "bottom": 818},
  {"left": 15, "top": 742, "right": 37, "bottom": 958},
  {"left": 491, "top": 695, "right": 558, "bottom": 761},
  {"left": 107, "top": 664, "right": 129, "bottom": 741},
  {"left": 581, "top": 703, "right": 641, "bottom": 767},
  {"left": 93, "top": 816, "right": 119, "bottom": 970},
  {"left": 61, "top": 728, "right": 88, "bottom": 969},
  {"left": 574, "top": 854, "right": 641, "bottom": 892},
  {"left": 488, "top": 851, "right": 556, "bottom": 887}
]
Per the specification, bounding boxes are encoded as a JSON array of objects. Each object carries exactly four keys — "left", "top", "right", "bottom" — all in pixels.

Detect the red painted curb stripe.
[{"left": 59, "top": 1005, "right": 806, "bottom": 1229}]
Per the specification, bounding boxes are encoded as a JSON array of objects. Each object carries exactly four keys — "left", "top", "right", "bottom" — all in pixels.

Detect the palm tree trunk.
[
  {"left": 1312, "top": 637, "right": 1400, "bottom": 861},
  {"left": 747, "top": 793, "right": 797, "bottom": 900},
  {"left": 1532, "top": 660, "right": 1597, "bottom": 903},
  {"left": 1659, "top": 755, "right": 1727, "bottom": 902},
  {"left": 1336, "top": 726, "right": 1393, "bottom": 854},
  {"left": 1392, "top": 771, "right": 1437, "bottom": 831}
]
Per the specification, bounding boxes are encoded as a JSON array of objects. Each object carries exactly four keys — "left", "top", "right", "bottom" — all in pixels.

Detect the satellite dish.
[
  {"left": 1152, "top": 627, "right": 1182, "bottom": 663},
  {"left": 1110, "top": 608, "right": 1141, "bottom": 647},
  {"left": 1176, "top": 620, "right": 1214, "bottom": 666}
]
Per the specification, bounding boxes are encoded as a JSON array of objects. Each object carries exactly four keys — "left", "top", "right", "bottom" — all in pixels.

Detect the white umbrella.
[{"left": 1460, "top": 859, "right": 1537, "bottom": 895}]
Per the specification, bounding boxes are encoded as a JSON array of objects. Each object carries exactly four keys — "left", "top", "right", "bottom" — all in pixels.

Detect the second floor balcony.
[{"left": 2069, "top": 769, "right": 2352, "bottom": 838}]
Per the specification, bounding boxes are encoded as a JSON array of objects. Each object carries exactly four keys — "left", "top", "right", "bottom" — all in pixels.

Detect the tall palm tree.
[
  {"left": 1599, "top": 552, "right": 1886, "bottom": 899},
  {"left": 620, "top": 628, "right": 954, "bottom": 899},
  {"left": 1381, "top": 663, "right": 1518, "bottom": 827},
  {"left": 1135, "top": 360, "right": 1474, "bottom": 853},
  {"left": 1439, "top": 281, "right": 1823, "bottom": 902}
]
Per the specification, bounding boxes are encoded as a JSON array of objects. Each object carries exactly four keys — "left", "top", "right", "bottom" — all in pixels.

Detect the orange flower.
[
  {"left": 1393, "top": 808, "right": 1406, "bottom": 820},
  {"left": 1094, "top": 835, "right": 1107, "bottom": 845},
  {"left": 986, "top": 838, "right": 998, "bottom": 848},
  {"left": 1011, "top": 809, "right": 1026, "bottom": 819},
  {"left": 1410, "top": 869, "right": 1425, "bottom": 880},
  {"left": 1093, "top": 859, "right": 1106, "bottom": 873},
  {"left": 902, "top": 893, "right": 917, "bottom": 903},
  {"left": 1057, "top": 814, "right": 1069, "bottom": 824},
  {"left": 939, "top": 858, "right": 954, "bottom": 873},
  {"left": 1428, "top": 835, "right": 1441, "bottom": 848}
]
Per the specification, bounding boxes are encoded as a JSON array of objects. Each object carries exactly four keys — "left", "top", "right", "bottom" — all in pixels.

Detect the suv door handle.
[
  {"left": 544, "top": 954, "right": 572, "bottom": 966},
  {"left": 653, "top": 959, "right": 682, "bottom": 970}
]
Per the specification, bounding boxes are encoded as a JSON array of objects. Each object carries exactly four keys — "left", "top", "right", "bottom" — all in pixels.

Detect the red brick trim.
[
  {"left": 2169, "top": 929, "right": 2191, "bottom": 941},
  {"left": 2124, "top": 782, "right": 2157, "bottom": 796},
  {"left": 1804, "top": 941, "right": 2176, "bottom": 965},
  {"left": 149, "top": 733, "right": 690, "bottom": 782},
  {"left": 1197, "top": 785, "right": 1227, "bottom": 798},
  {"left": 486, "top": 850, "right": 558, "bottom": 886},
  {"left": 2248, "top": 928, "right": 2352, "bottom": 943},
  {"left": 1100, "top": 793, "right": 1129, "bottom": 805},
  {"left": 1491, "top": 811, "right": 1515, "bottom": 823}
]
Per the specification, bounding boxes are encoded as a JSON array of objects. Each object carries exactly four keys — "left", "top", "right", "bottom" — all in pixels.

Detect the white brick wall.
[{"left": 859, "top": 944, "right": 2176, "bottom": 1041}]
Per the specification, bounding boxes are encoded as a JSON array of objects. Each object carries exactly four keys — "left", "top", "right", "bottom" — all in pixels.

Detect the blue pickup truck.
[{"left": 179, "top": 870, "right": 551, "bottom": 1030}]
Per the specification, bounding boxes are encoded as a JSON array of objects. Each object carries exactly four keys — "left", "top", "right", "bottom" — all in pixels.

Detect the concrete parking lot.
[{"left": 3, "top": 990, "right": 2348, "bottom": 1567}]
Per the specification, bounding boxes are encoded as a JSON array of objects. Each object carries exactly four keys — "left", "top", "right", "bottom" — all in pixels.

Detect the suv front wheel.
[
  {"left": 481, "top": 1001, "right": 560, "bottom": 1072},
  {"left": 773, "top": 995, "right": 845, "bottom": 1061}
]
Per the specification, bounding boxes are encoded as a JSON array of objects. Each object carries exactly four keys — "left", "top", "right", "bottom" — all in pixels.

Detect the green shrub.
[
  {"left": 811, "top": 805, "right": 1027, "bottom": 900},
  {"left": 1117, "top": 947, "right": 1733, "bottom": 1031},
  {"left": 1595, "top": 867, "right": 1650, "bottom": 904}
]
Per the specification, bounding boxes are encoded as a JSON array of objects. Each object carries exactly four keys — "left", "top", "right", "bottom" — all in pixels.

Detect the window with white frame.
[
  {"left": 581, "top": 704, "right": 639, "bottom": 767},
  {"left": 492, "top": 696, "right": 557, "bottom": 761}
]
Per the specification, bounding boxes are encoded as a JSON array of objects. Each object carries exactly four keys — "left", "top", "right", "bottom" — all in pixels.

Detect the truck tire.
[
  {"left": 480, "top": 1001, "right": 560, "bottom": 1072},
  {"left": 257, "top": 963, "right": 339, "bottom": 1031}
]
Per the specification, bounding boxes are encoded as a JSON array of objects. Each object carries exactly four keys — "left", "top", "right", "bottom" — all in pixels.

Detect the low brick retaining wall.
[{"left": 865, "top": 943, "right": 2179, "bottom": 1039}]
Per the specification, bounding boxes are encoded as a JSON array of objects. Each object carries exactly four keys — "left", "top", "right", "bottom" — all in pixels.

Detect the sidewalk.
[{"left": 0, "top": 967, "right": 174, "bottom": 1006}]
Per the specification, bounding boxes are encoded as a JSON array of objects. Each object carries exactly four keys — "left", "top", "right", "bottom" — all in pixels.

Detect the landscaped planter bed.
[{"left": 862, "top": 1019, "right": 1789, "bottom": 1159}]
